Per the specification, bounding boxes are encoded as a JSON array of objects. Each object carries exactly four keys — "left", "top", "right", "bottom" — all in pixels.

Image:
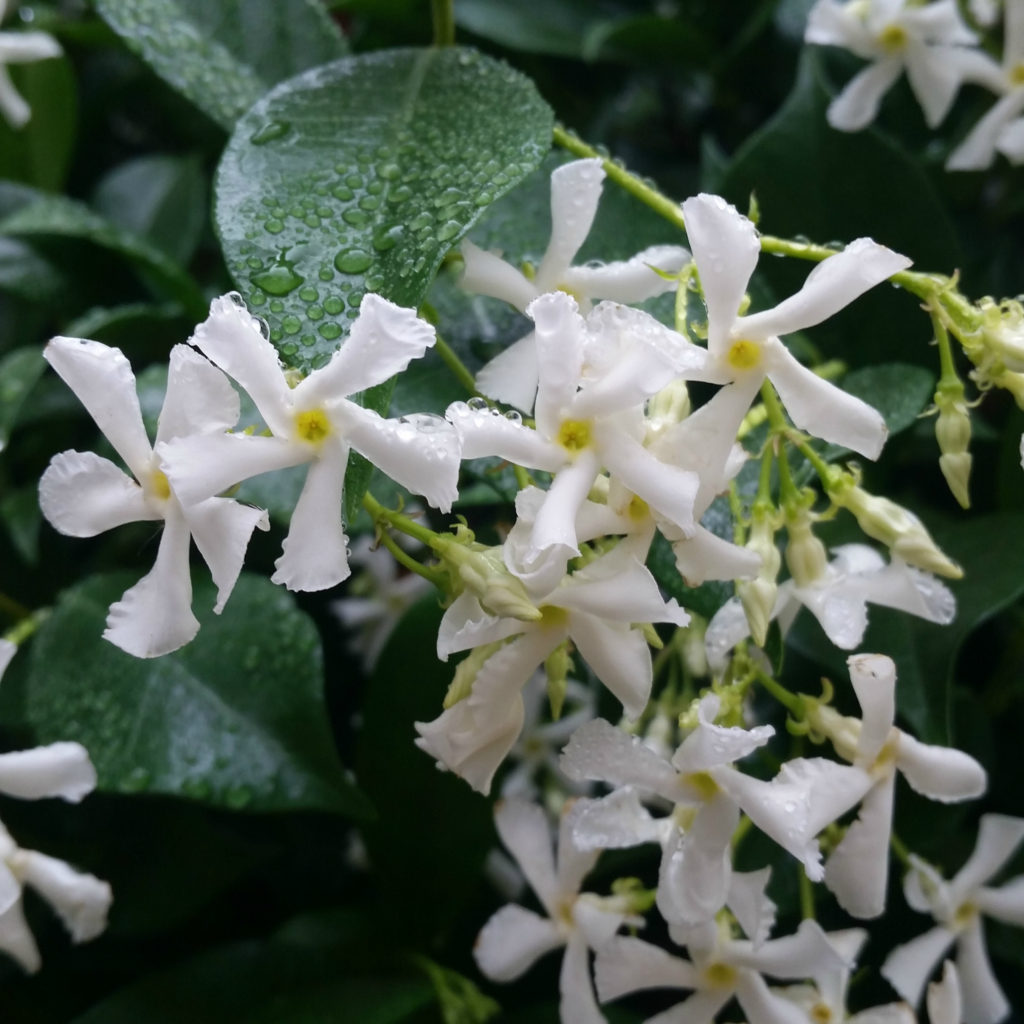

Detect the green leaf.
[
  {"left": 0, "top": 195, "right": 207, "bottom": 318},
  {"left": 0, "top": 236, "right": 67, "bottom": 303},
  {"left": 215, "top": 45, "right": 553, "bottom": 375},
  {"left": 23, "top": 572, "right": 371, "bottom": 817},
  {"left": 0, "top": 53, "right": 76, "bottom": 191},
  {"left": 355, "top": 597, "right": 492, "bottom": 943},
  {"left": 0, "top": 347, "right": 46, "bottom": 453},
  {"left": 93, "top": 0, "right": 348, "bottom": 130},
  {"left": 72, "top": 910, "right": 433, "bottom": 1024},
  {"left": 454, "top": 0, "right": 600, "bottom": 57},
  {"left": 92, "top": 154, "right": 208, "bottom": 265}
]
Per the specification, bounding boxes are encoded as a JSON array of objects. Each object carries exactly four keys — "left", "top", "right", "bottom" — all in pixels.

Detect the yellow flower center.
[
  {"left": 556, "top": 283, "right": 584, "bottom": 303},
  {"left": 295, "top": 408, "right": 331, "bottom": 445},
  {"left": 557, "top": 418, "right": 592, "bottom": 454},
  {"left": 683, "top": 771, "right": 720, "bottom": 801},
  {"left": 702, "top": 962, "right": 737, "bottom": 989},
  {"left": 538, "top": 605, "right": 569, "bottom": 629},
  {"left": 877, "top": 24, "right": 908, "bottom": 52},
  {"left": 627, "top": 495, "right": 650, "bottom": 521},
  {"left": 1011, "top": 62, "right": 1024, "bottom": 86},
  {"left": 953, "top": 901, "right": 978, "bottom": 930},
  {"left": 726, "top": 339, "right": 761, "bottom": 371},
  {"left": 150, "top": 469, "right": 171, "bottom": 501},
  {"left": 811, "top": 1002, "right": 833, "bottom": 1024}
]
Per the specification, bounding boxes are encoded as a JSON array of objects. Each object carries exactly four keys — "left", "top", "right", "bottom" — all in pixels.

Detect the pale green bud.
[
  {"left": 829, "top": 482, "right": 962, "bottom": 579},
  {"left": 784, "top": 507, "right": 828, "bottom": 587},
  {"left": 736, "top": 511, "right": 780, "bottom": 647},
  {"left": 443, "top": 639, "right": 506, "bottom": 708},
  {"left": 545, "top": 643, "right": 572, "bottom": 719},
  {"left": 646, "top": 379, "right": 690, "bottom": 440},
  {"left": 939, "top": 452, "right": 972, "bottom": 510}
]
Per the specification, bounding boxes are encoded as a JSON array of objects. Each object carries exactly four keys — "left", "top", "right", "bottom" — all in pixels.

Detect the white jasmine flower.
[
  {"left": 805, "top": 0, "right": 982, "bottom": 132},
  {"left": 0, "top": 0, "right": 62, "bottom": 129},
  {"left": 161, "top": 293, "right": 460, "bottom": 593},
  {"left": 0, "top": 639, "right": 14, "bottom": 680},
  {"left": 705, "top": 544, "right": 956, "bottom": 669},
  {"left": 802, "top": 654, "right": 987, "bottom": 919},
  {"left": 681, "top": 193, "right": 910, "bottom": 459},
  {"left": 882, "top": 814, "right": 1024, "bottom": 1024},
  {"left": 462, "top": 158, "right": 690, "bottom": 410},
  {"left": 929, "top": 961, "right": 964, "bottom": 1024},
  {"left": 448, "top": 292, "right": 708, "bottom": 579},
  {"left": 0, "top": 737, "right": 110, "bottom": 972},
  {"left": 945, "top": 0, "right": 1024, "bottom": 170},
  {"left": 39, "top": 337, "right": 269, "bottom": 658},
  {"left": 415, "top": 542, "right": 688, "bottom": 794},
  {"left": 330, "top": 532, "right": 432, "bottom": 670},
  {"left": 475, "top": 798, "right": 638, "bottom": 1024},
  {"left": 595, "top": 916, "right": 846, "bottom": 1024},
  {"left": 561, "top": 697, "right": 854, "bottom": 924}
]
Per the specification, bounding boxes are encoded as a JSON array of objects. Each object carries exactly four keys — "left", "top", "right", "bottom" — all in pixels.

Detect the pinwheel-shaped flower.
[
  {"left": 39, "top": 337, "right": 269, "bottom": 658},
  {"left": 0, "top": 0, "right": 62, "bottom": 128},
  {"left": 161, "top": 293, "right": 460, "bottom": 593},
  {"left": 882, "top": 814, "right": 1024, "bottom": 1024},
  {"left": 475, "top": 798, "right": 637, "bottom": 1024},
  {"left": 805, "top": 0, "right": 982, "bottom": 132},
  {"left": 462, "top": 158, "right": 690, "bottom": 410},
  {"left": 681, "top": 193, "right": 910, "bottom": 459}
]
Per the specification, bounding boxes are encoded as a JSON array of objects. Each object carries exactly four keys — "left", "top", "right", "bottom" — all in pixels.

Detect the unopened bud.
[
  {"left": 828, "top": 481, "right": 962, "bottom": 578},
  {"left": 545, "top": 643, "right": 571, "bottom": 719},
  {"left": 736, "top": 510, "right": 780, "bottom": 646},
  {"left": 646, "top": 379, "right": 691, "bottom": 439},
  {"left": 784, "top": 507, "right": 828, "bottom": 587},
  {"left": 935, "top": 384, "right": 972, "bottom": 508}
]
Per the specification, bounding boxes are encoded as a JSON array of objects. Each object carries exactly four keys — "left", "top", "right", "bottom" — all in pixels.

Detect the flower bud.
[
  {"left": 828, "top": 481, "right": 962, "bottom": 579},
  {"left": 979, "top": 297, "right": 1024, "bottom": 373},
  {"left": 784, "top": 507, "right": 828, "bottom": 587},
  {"left": 736, "top": 510, "right": 780, "bottom": 646},
  {"left": 935, "top": 385, "right": 972, "bottom": 509},
  {"left": 645, "top": 379, "right": 691, "bottom": 440}
]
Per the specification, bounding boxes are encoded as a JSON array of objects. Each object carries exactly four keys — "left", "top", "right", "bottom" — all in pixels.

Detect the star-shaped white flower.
[
  {"left": 39, "top": 337, "right": 269, "bottom": 657},
  {"left": 806, "top": 0, "right": 983, "bottom": 132},
  {"left": 462, "top": 158, "right": 690, "bottom": 410},
  {"left": 680, "top": 193, "right": 910, "bottom": 460},
  {"left": 882, "top": 814, "right": 1024, "bottom": 1024},
  {"left": 475, "top": 798, "right": 636, "bottom": 1024},
  {"left": 161, "top": 293, "right": 460, "bottom": 593},
  {"left": 705, "top": 544, "right": 956, "bottom": 670},
  {"left": 0, "top": 0, "right": 61, "bottom": 129}
]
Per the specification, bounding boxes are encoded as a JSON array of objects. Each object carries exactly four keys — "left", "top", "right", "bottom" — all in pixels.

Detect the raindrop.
[
  {"left": 251, "top": 262, "right": 303, "bottom": 297},
  {"left": 250, "top": 120, "right": 289, "bottom": 145},
  {"left": 298, "top": 286, "right": 319, "bottom": 303},
  {"left": 334, "top": 248, "right": 373, "bottom": 274},
  {"left": 468, "top": 396, "right": 489, "bottom": 411},
  {"left": 379, "top": 162, "right": 401, "bottom": 180},
  {"left": 324, "top": 297, "right": 344, "bottom": 315},
  {"left": 436, "top": 220, "right": 462, "bottom": 242},
  {"left": 345, "top": 173, "right": 362, "bottom": 189},
  {"left": 342, "top": 209, "right": 370, "bottom": 227},
  {"left": 372, "top": 224, "right": 403, "bottom": 252},
  {"left": 319, "top": 322, "right": 342, "bottom": 340},
  {"left": 265, "top": 218, "right": 284, "bottom": 234},
  {"left": 505, "top": 410, "right": 522, "bottom": 423},
  {"left": 409, "top": 212, "right": 433, "bottom": 233}
]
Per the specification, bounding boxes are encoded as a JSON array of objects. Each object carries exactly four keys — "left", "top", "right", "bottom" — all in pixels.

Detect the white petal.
[
  {"left": 705, "top": 596, "right": 760, "bottom": 672},
  {"left": 0, "top": 65, "right": 29, "bottom": 129},
  {"left": 734, "top": 919, "right": 846, "bottom": 979},
  {"left": 566, "top": 789, "right": 662, "bottom": 850},
  {"left": 947, "top": 92, "right": 1024, "bottom": 171},
  {"left": 559, "top": 930, "right": 605, "bottom": 1024},
  {"left": 556, "top": 814, "right": 602, "bottom": 901},
  {"left": 474, "top": 904, "right": 563, "bottom": 981},
  {"left": 825, "top": 778, "right": 895, "bottom": 919},
  {"left": 594, "top": 936, "right": 698, "bottom": 1002},
  {"left": 955, "top": 919, "right": 1008, "bottom": 1024},
  {"left": 904, "top": 44, "right": 979, "bottom": 128},
  {"left": 735, "top": 970, "right": 815, "bottom": 1024},
  {"left": 673, "top": 696, "right": 774, "bottom": 772},
  {"left": 882, "top": 926, "right": 956, "bottom": 1007},
  {"left": 563, "top": 244, "right": 690, "bottom": 304},
  {"left": 0, "top": 640, "right": 14, "bottom": 683},
  {"left": 727, "top": 868, "right": 777, "bottom": 948},
  {"left": 300, "top": 294, "right": 436, "bottom": 403},
  {"left": 776, "top": 756, "right": 874, "bottom": 835},
  {"left": 996, "top": 117, "right": 1024, "bottom": 163},
  {"left": 568, "top": 614, "right": 652, "bottom": 720},
  {"left": 851, "top": 559, "right": 956, "bottom": 624},
  {"left": 18, "top": 850, "right": 111, "bottom": 942},
  {"left": 0, "top": 897, "right": 40, "bottom": 972},
  {"left": 272, "top": 444, "right": 350, "bottom": 592},
  {"left": 182, "top": 497, "right": 269, "bottom": 613},
  {"left": 951, "top": 814, "right": 1024, "bottom": 899},
  {"left": 333, "top": 404, "right": 460, "bottom": 512},
  {"left": 764, "top": 341, "right": 888, "bottom": 458},
  {"left": 188, "top": 294, "right": 292, "bottom": 437},
  {"left": 896, "top": 734, "right": 986, "bottom": 802},
  {"left": 927, "top": 960, "right": 962, "bottom": 1024},
  {"left": 531, "top": 291, "right": 586, "bottom": 438},
  {"left": 797, "top": 580, "right": 870, "bottom": 649},
  {"left": 39, "top": 451, "right": 156, "bottom": 537},
  {"left": 681, "top": 194, "right": 760, "bottom": 357},
  {"left": 0, "top": 743, "right": 96, "bottom": 802},
  {"left": 156, "top": 344, "right": 239, "bottom": 446},
  {"left": 44, "top": 337, "right": 153, "bottom": 482},
  {"left": 976, "top": 877, "right": 1024, "bottom": 926},
  {"left": 0, "top": 30, "right": 62, "bottom": 64},
  {"left": 435, "top": 592, "right": 522, "bottom": 661},
  {"left": 672, "top": 527, "right": 762, "bottom": 586},
  {"left": 445, "top": 401, "right": 565, "bottom": 470},
  {"left": 103, "top": 503, "right": 198, "bottom": 658},
  {"left": 475, "top": 332, "right": 540, "bottom": 412},
  {"left": 827, "top": 60, "right": 904, "bottom": 132},
  {"left": 599, "top": 426, "right": 699, "bottom": 536},
  {"left": 160, "top": 431, "right": 309, "bottom": 506},
  {"left": 460, "top": 239, "right": 537, "bottom": 312},
  {"left": 560, "top": 718, "right": 680, "bottom": 799},
  {"left": 495, "top": 797, "right": 560, "bottom": 914},
  {"left": 529, "top": 450, "right": 600, "bottom": 559},
  {"left": 536, "top": 158, "right": 605, "bottom": 289},
  {"left": 847, "top": 652, "right": 897, "bottom": 764}
]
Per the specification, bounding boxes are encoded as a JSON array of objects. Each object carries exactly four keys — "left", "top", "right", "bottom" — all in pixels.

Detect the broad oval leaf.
[
  {"left": 23, "top": 572, "right": 371, "bottom": 818},
  {"left": 215, "top": 45, "right": 554, "bottom": 376}
]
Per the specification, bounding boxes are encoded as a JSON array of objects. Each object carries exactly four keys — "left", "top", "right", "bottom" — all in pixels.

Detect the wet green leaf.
[
  {"left": 0, "top": 346, "right": 46, "bottom": 453},
  {"left": 24, "top": 572, "right": 371, "bottom": 817}
]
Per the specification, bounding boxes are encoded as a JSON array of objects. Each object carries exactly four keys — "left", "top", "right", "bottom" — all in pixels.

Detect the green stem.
[
  {"left": 552, "top": 126, "right": 686, "bottom": 232},
  {"left": 929, "top": 303, "right": 959, "bottom": 383},
  {"left": 890, "top": 831, "right": 913, "bottom": 869},
  {"left": 753, "top": 666, "right": 802, "bottom": 716},
  {"left": 3, "top": 608, "right": 48, "bottom": 646},
  {"left": 759, "top": 379, "right": 789, "bottom": 435},
  {"left": 431, "top": 0, "right": 455, "bottom": 46},
  {"left": 434, "top": 331, "right": 479, "bottom": 396},
  {"left": 363, "top": 491, "right": 440, "bottom": 548},
  {"left": 376, "top": 528, "right": 446, "bottom": 588},
  {"left": 792, "top": 436, "right": 840, "bottom": 492},
  {"left": 798, "top": 866, "right": 816, "bottom": 921},
  {"left": 0, "top": 591, "right": 30, "bottom": 622}
]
